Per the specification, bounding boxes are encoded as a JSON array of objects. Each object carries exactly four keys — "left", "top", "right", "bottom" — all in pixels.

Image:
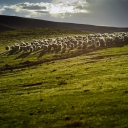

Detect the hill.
[
  {"left": 0, "top": 17, "right": 128, "bottom": 127},
  {"left": 0, "top": 44, "right": 128, "bottom": 127},
  {"left": 0, "top": 15, "right": 128, "bottom": 33},
  {"left": 0, "top": 24, "right": 15, "bottom": 31}
]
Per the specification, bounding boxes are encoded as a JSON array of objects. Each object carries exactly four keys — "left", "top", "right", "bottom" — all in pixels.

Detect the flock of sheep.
[{"left": 5, "top": 32, "right": 128, "bottom": 54}]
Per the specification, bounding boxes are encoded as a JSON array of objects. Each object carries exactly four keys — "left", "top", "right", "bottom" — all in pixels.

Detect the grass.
[{"left": 0, "top": 29, "right": 128, "bottom": 128}]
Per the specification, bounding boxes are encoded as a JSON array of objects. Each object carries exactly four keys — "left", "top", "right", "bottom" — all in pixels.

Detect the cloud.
[{"left": 0, "top": 0, "right": 89, "bottom": 18}]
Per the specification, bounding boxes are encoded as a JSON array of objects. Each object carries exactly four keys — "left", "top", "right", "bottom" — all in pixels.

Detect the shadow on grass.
[
  {"left": 14, "top": 52, "right": 31, "bottom": 60},
  {"left": 65, "top": 120, "right": 83, "bottom": 128},
  {"left": 0, "top": 51, "right": 9, "bottom": 56},
  {"left": 8, "top": 50, "right": 21, "bottom": 55},
  {"left": 37, "top": 50, "right": 46, "bottom": 59}
]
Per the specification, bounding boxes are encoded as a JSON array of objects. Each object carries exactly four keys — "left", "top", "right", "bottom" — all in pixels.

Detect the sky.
[{"left": 0, "top": 0, "right": 128, "bottom": 27}]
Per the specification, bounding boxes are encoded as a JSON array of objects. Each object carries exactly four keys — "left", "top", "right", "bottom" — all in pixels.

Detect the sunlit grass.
[{"left": 0, "top": 42, "right": 128, "bottom": 127}]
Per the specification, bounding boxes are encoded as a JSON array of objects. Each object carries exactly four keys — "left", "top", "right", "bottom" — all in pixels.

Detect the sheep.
[
  {"left": 5, "top": 46, "right": 10, "bottom": 51},
  {"left": 34, "top": 42, "right": 40, "bottom": 46},
  {"left": 106, "top": 37, "right": 114, "bottom": 47},
  {"left": 5, "top": 31, "right": 128, "bottom": 55},
  {"left": 32, "top": 44, "right": 36, "bottom": 51},
  {"left": 10, "top": 44, "right": 20, "bottom": 52},
  {"left": 87, "top": 40, "right": 96, "bottom": 50},
  {"left": 77, "top": 42, "right": 83, "bottom": 49},
  {"left": 73, "top": 40, "right": 78, "bottom": 48},
  {"left": 91, "top": 39, "right": 96, "bottom": 45},
  {"left": 25, "top": 42, "right": 29, "bottom": 45},
  {"left": 87, "top": 40, "right": 93, "bottom": 45},
  {"left": 22, "top": 46, "right": 28, "bottom": 52},
  {"left": 11, "top": 45, "right": 15, "bottom": 51},
  {"left": 82, "top": 41, "right": 88, "bottom": 50},
  {"left": 30, "top": 46, "right": 34, "bottom": 52},
  {"left": 52, "top": 43, "right": 58, "bottom": 51},
  {"left": 122, "top": 32, "right": 127, "bottom": 36},
  {"left": 99, "top": 37, "right": 106, "bottom": 47},
  {"left": 43, "top": 45, "right": 49, "bottom": 52},
  {"left": 38, "top": 46, "right": 42, "bottom": 50},
  {"left": 44, "top": 41, "right": 48, "bottom": 45},
  {"left": 88, "top": 34, "right": 95, "bottom": 40},
  {"left": 15, "top": 44, "right": 21, "bottom": 52},
  {"left": 77, "top": 36, "right": 83, "bottom": 41},
  {"left": 83, "top": 36, "right": 87, "bottom": 41},
  {"left": 27, "top": 44, "right": 31, "bottom": 51},
  {"left": 57, "top": 43, "right": 62, "bottom": 52},
  {"left": 21, "top": 42, "right": 26, "bottom": 46},
  {"left": 40, "top": 41, "right": 45, "bottom": 45},
  {"left": 47, "top": 44, "right": 52, "bottom": 52},
  {"left": 123, "top": 35, "right": 128, "bottom": 45},
  {"left": 114, "top": 36, "right": 123, "bottom": 46},
  {"left": 69, "top": 43, "right": 75, "bottom": 50},
  {"left": 103, "top": 33, "right": 109, "bottom": 37},
  {"left": 95, "top": 40, "right": 100, "bottom": 48},
  {"left": 63, "top": 42, "right": 67, "bottom": 48},
  {"left": 66, "top": 40, "right": 71, "bottom": 48},
  {"left": 90, "top": 39, "right": 97, "bottom": 50},
  {"left": 96, "top": 33, "right": 102, "bottom": 37},
  {"left": 78, "top": 40, "right": 83, "bottom": 45}
]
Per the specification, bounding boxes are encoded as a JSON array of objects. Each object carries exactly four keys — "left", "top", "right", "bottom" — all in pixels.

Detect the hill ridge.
[{"left": 0, "top": 15, "right": 128, "bottom": 32}]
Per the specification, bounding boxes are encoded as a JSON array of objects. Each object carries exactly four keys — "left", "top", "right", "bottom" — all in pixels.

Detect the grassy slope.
[{"left": 0, "top": 43, "right": 128, "bottom": 128}]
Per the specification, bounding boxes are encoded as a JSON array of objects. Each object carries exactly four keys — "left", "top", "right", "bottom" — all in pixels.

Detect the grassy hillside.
[
  {"left": 0, "top": 29, "right": 128, "bottom": 128},
  {"left": 1, "top": 15, "right": 128, "bottom": 33}
]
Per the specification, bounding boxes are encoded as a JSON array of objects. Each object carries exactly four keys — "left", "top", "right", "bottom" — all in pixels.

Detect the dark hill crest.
[{"left": 0, "top": 15, "right": 128, "bottom": 32}]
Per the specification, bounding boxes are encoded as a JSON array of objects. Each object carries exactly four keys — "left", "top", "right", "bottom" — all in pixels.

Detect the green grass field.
[{"left": 0, "top": 29, "right": 128, "bottom": 128}]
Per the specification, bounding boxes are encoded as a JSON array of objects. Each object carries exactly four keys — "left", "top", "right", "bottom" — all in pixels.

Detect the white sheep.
[
  {"left": 5, "top": 46, "right": 10, "bottom": 51},
  {"left": 82, "top": 41, "right": 88, "bottom": 50},
  {"left": 27, "top": 44, "right": 31, "bottom": 51},
  {"left": 106, "top": 37, "right": 111, "bottom": 47},
  {"left": 30, "top": 46, "right": 34, "bottom": 52},
  {"left": 62, "top": 43, "right": 67, "bottom": 50},
  {"left": 57, "top": 43, "right": 62, "bottom": 51},
  {"left": 69, "top": 43, "right": 75, "bottom": 50},
  {"left": 11, "top": 45, "right": 15, "bottom": 51},
  {"left": 114, "top": 36, "right": 123, "bottom": 46},
  {"left": 22, "top": 46, "right": 28, "bottom": 52},
  {"left": 95, "top": 40, "right": 100, "bottom": 47},
  {"left": 123, "top": 35, "right": 128, "bottom": 44},
  {"left": 43, "top": 45, "right": 48, "bottom": 52},
  {"left": 47, "top": 44, "right": 52, "bottom": 52},
  {"left": 99, "top": 37, "right": 106, "bottom": 47},
  {"left": 15, "top": 45, "right": 21, "bottom": 52}
]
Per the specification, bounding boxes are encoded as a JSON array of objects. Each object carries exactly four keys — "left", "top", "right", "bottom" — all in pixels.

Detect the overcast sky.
[{"left": 0, "top": 0, "right": 128, "bottom": 27}]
